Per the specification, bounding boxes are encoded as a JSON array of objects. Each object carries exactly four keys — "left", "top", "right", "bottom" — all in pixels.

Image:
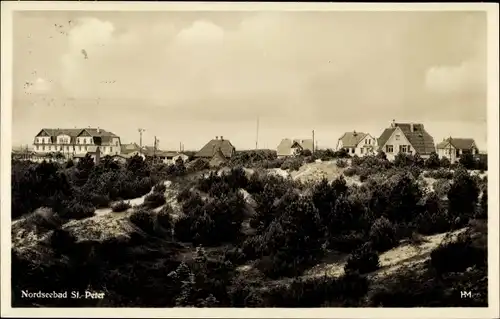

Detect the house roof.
[
  {"left": 436, "top": 138, "right": 476, "bottom": 150},
  {"left": 338, "top": 131, "right": 367, "bottom": 148},
  {"left": 378, "top": 123, "right": 435, "bottom": 155},
  {"left": 277, "top": 138, "right": 313, "bottom": 156},
  {"left": 195, "top": 139, "right": 235, "bottom": 158},
  {"left": 37, "top": 128, "right": 118, "bottom": 145}
]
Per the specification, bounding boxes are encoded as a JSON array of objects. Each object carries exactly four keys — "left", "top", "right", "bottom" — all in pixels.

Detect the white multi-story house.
[
  {"left": 32, "top": 127, "right": 122, "bottom": 160},
  {"left": 336, "top": 131, "right": 378, "bottom": 156},
  {"left": 377, "top": 121, "right": 436, "bottom": 161}
]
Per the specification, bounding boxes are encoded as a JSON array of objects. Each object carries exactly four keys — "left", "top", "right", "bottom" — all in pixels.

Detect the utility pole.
[
  {"left": 255, "top": 116, "right": 260, "bottom": 150},
  {"left": 153, "top": 136, "right": 159, "bottom": 164},
  {"left": 138, "top": 128, "right": 145, "bottom": 154},
  {"left": 312, "top": 130, "right": 315, "bottom": 155}
]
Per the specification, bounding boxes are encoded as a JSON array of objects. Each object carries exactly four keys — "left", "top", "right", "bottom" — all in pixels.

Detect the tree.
[
  {"left": 447, "top": 167, "right": 480, "bottom": 222},
  {"left": 425, "top": 152, "right": 440, "bottom": 169},
  {"left": 439, "top": 156, "right": 451, "bottom": 168},
  {"left": 377, "top": 150, "right": 387, "bottom": 160},
  {"left": 459, "top": 153, "right": 475, "bottom": 170},
  {"left": 369, "top": 216, "right": 398, "bottom": 252},
  {"left": 386, "top": 173, "right": 423, "bottom": 223}
]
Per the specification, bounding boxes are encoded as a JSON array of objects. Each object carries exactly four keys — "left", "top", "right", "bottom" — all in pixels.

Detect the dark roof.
[
  {"left": 338, "top": 131, "right": 367, "bottom": 148},
  {"left": 436, "top": 138, "right": 477, "bottom": 150},
  {"left": 277, "top": 138, "right": 313, "bottom": 156},
  {"left": 195, "top": 139, "right": 235, "bottom": 158},
  {"left": 37, "top": 128, "right": 118, "bottom": 145},
  {"left": 378, "top": 123, "right": 435, "bottom": 155}
]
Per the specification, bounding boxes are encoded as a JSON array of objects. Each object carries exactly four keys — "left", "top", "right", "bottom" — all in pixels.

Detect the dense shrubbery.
[
  {"left": 11, "top": 154, "right": 196, "bottom": 221},
  {"left": 344, "top": 242, "right": 380, "bottom": 274},
  {"left": 12, "top": 145, "right": 488, "bottom": 307}
]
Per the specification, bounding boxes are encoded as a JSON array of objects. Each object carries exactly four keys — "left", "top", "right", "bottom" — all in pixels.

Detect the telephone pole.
[
  {"left": 255, "top": 116, "right": 260, "bottom": 150},
  {"left": 138, "top": 128, "right": 145, "bottom": 154},
  {"left": 312, "top": 130, "right": 315, "bottom": 155},
  {"left": 153, "top": 136, "right": 159, "bottom": 164}
]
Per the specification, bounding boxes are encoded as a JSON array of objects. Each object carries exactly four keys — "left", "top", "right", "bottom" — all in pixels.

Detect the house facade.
[
  {"left": 33, "top": 127, "right": 121, "bottom": 160},
  {"left": 277, "top": 138, "right": 313, "bottom": 158},
  {"left": 336, "top": 131, "right": 377, "bottom": 157},
  {"left": 436, "top": 138, "right": 479, "bottom": 164},
  {"left": 377, "top": 121, "right": 436, "bottom": 161}
]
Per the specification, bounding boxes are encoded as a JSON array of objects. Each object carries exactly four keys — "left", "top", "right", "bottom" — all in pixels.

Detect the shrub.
[
  {"left": 336, "top": 159, "right": 348, "bottom": 168},
  {"left": 153, "top": 182, "right": 167, "bottom": 194},
  {"left": 262, "top": 272, "right": 369, "bottom": 307},
  {"left": 424, "top": 152, "right": 440, "bottom": 169},
  {"left": 344, "top": 242, "right": 380, "bottom": 274},
  {"left": 439, "top": 157, "right": 451, "bottom": 168},
  {"left": 129, "top": 209, "right": 156, "bottom": 234},
  {"left": 280, "top": 158, "right": 302, "bottom": 171},
  {"left": 157, "top": 205, "right": 174, "bottom": 231},
  {"left": 59, "top": 200, "right": 95, "bottom": 220},
  {"left": 432, "top": 179, "right": 451, "bottom": 199},
  {"left": 112, "top": 201, "right": 131, "bottom": 213},
  {"left": 343, "top": 167, "right": 357, "bottom": 177},
  {"left": 143, "top": 192, "right": 166, "bottom": 209},
  {"left": 369, "top": 217, "right": 398, "bottom": 252},
  {"left": 430, "top": 234, "right": 486, "bottom": 275},
  {"left": 424, "top": 168, "right": 453, "bottom": 179},
  {"left": 447, "top": 168, "right": 480, "bottom": 222},
  {"left": 459, "top": 153, "right": 475, "bottom": 170},
  {"left": 90, "top": 193, "right": 111, "bottom": 208},
  {"left": 415, "top": 193, "right": 451, "bottom": 235}
]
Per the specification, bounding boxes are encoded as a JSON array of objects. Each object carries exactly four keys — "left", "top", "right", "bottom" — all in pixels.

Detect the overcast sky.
[{"left": 12, "top": 10, "right": 487, "bottom": 151}]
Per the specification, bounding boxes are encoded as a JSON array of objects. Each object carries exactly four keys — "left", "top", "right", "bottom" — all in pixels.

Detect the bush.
[
  {"left": 280, "top": 157, "right": 302, "bottom": 171},
  {"left": 153, "top": 182, "right": 167, "bottom": 194},
  {"left": 369, "top": 217, "right": 398, "bottom": 252},
  {"left": 447, "top": 168, "right": 480, "bottom": 222},
  {"left": 157, "top": 205, "right": 174, "bottom": 231},
  {"left": 343, "top": 167, "right": 356, "bottom": 177},
  {"left": 262, "top": 272, "right": 369, "bottom": 307},
  {"left": 344, "top": 242, "right": 380, "bottom": 274},
  {"left": 424, "top": 152, "right": 440, "bottom": 169},
  {"left": 459, "top": 153, "right": 475, "bottom": 170},
  {"left": 432, "top": 179, "right": 451, "bottom": 199},
  {"left": 129, "top": 209, "right": 156, "bottom": 234},
  {"left": 439, "top": 157, "right": 451, "bottom": 168},
  {"left": 424, "top": 168, "right": 453, "bottom": 179},
  {"left": 112, "top": 201, "right": 131, "bottom": 213},
  {"left": 336, "top": 159, "right": 348, "bottom": 168},
  {"left": 59, "top": 200, "right": 95, "bottom": 220},
  {"left": 430, "top": 234, "right": 486, "bottom": 275},
  {"left": 143, "top": 192, "right": 166, "bottom": 209},
  {"left": 415, "top": 193, "right": 451, "bottom": 235}
]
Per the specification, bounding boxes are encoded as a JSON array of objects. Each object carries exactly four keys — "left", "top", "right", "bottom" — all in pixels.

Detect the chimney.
[
  {"left": 97, "top": 127, "right": 100, "bottom": 134},
  {"left": 220, "top": 136, "right": 224, "bottom": 141},
  {"left": 215, "top": 136, "right": 218, "bottom": 140},
  {"left": 353, "top": 130, "right": 357, "bottom": 136},
  {"left": 391, "top": 119, "right": 396, "bottom": 128}
]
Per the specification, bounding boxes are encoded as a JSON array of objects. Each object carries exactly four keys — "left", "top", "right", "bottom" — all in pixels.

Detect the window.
[
  {"left": 115, "top": 141, "right": 118, "bottom": 146},
  {"left": 85, "top": 146, "right": 87, "bottom": 151},
  {"left": 351, "top": 148, "right": 355, "bottom": 154},
  {"left": 395, "top": 134, "right": 400, "bottom": 141},
  {"left": 36, "top": 145, "right": 39, "bottom": 151},
  {"left": 43, "top": 145, "right": 45, "bottom": 151},
  {"left": 400, "top": 145, "right": 407, "bottom": 153},
  {"left": 360, "top": 148, "right": 364, "bottom": 154},
  {"left": 386, "top": 145, "right": 393, "bottom": 153}
]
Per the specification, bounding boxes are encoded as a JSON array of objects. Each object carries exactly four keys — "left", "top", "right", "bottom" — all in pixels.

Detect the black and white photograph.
[{"left": 1, "top": 2, "right": 499, "bottom": 318}]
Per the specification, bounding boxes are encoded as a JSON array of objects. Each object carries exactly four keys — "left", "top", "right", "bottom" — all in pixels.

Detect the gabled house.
[
  {"left": 436, "top": 137, "right": 479, "bottom": 164},
  {"left": 194, "top": 136, "right": 236, "bottom": 159},
  {"left": 121, "top": 143, "right": 141, "bottom": 154},
  {"left": 277, "top": 138, "right": 313, "bottom": 158},
  {"left": 33, "top": 127, "right": 121, "bottom": 159},
  {"left": 377, "top": 121, "right": 436, "bottom": 160},
  {"left": 336, "top": 131, "right": 377, "bottom": 157}
]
